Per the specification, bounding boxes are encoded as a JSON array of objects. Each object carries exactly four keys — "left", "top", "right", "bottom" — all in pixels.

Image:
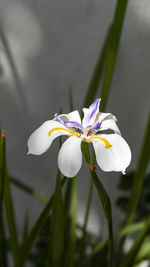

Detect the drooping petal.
[
  {"left": 100, "top": 119, "right": 121, "bottom": 135},
  {"left": 28, "top": 120, "right": 77, "bottom": 155},
  {"left": 54, "top": 113, "right": 83, "bottom": 129},
  {"left": 99, "top": 112, "right": 117, "bottom": 122},
  {"left": 82, "top": 98, "right": 101, "bottom": 128},
  {"left": 58, "top": 136, "right": 82, "bottom": 177},
  {"left": 55, "top": 110, "right": 81, "bottom": 124},
  {"left": 92, "top": 134, "right": 131, "bottom": 173},
  {"left": 64, "top": 121, "right": 83, "bottom": 129}
]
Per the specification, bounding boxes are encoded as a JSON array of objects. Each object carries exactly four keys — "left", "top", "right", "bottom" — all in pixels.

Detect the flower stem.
[
  {"left": 90, "top": 169, "right": 113, "bottom": 267},
  {"left": 81, "top": 143, "right": 113, "bottom": 267}
]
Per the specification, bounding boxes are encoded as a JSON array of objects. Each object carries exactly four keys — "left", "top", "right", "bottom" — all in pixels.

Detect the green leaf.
[
  {"left": 100, "top": 0, "right": 128, "bottom": 111},
  {"left": 1, "top": 132, "right": 19, "bottom": 265},
  {"left": 82, "top": 221, "right": 146, "bottom": 265},
  {"left": 0, "top": 131, "right": 8, "bottom": 266},
  {"left": 15, "top": 176, "right": 67, "bottom": 267},
  {"left": 48, "top": 170, "right": 65, "bottom": 267},
  {"left": 22, "top": 210, "right": 29, "bottom": 243},
  {"left": 64, "top": 177, "right": 78, "bottom": 267},
  {"left": 91, "top": 170, "right": 113, "bottom": 267},
  {"left": 10, "top": 176, "right": 47, "bottom": 204},
  {"left": 117, "top": 221, "right": 146, "bottom": 238},
  {"left": 91, "top": 171, "right": 112, "bottom": 221},
  {"left": 125, "top": 114, "right": 150, "bottom": 225},
  {"left": 135, "top": 240, "right": 150, "bottom": 263},
  {"left": 78, "top": 176, "right": 93, "bottom": 265},
  {"left": 120, "top": 216, "right": 150, "bottom": 267},
  {"left": 83, "top": 27, "right": 111, "bottom": 108}
]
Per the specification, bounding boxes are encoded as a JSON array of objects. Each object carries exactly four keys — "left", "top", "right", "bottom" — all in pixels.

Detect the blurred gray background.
[{"left": 0, "top": 0, "right": 150, "bottom": 241}]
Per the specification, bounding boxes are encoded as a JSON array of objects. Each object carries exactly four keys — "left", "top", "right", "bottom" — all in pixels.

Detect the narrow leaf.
[
  {"left": 100, "top": 0, "right": 128, "bottom": 111},
  {"left": 10, "top": 176, "right": 47, "bottom": 204},
  {"left": 22, "top": 210, "right": 29, "bottom": 243},
  {"left": 83, "top": 27, "right": 111, "bottom": 108},
  {"left": 65, "top": 177, "right": 78, "bottom": 267},
  {"left": 91, "top": 170, "right": 113, "bottom": 267},
  {"left": 15, "top": 176, "right": 66, "bottom": 267},
  {"left": 135, "top": 240, "right": 150, "bottom": 263},
  {"left": 2, "top": 132, "right": 19, "bottom": 265},
  {"left": 78, "top": 176, "right": 93, "bottom": 264},
  {"left": 48, "top": 170, "right": 65, "bottom": 267},
  {"left": 125, "top": 114, "right": 150, "bottom": 225},
  {"left": 120, "top": 216, "right": 150, "bottom": 267},
  {"left": 0, "top": 131, "right": 8, "bottom": 266}
]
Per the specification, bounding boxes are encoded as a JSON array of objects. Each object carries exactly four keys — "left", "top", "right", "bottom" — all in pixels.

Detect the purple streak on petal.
[
  {"left": 91, "top": 120, "right": 102, "bottom": 130},
  {"left": 54, "top": 114, "right": 83, "bottom": 129},
  {"left": 64, "top": 121, "right": 83, "bottom": 129},
  {"left": 54, "top": 113, "right": 65, "bottom": 125},
  {"left": 85, "top": 98, "right": 101, "bottom": 126}
]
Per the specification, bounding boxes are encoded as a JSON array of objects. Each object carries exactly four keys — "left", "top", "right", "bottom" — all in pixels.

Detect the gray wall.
[{"left": 0, "top": 0, "right": 150, "bottom": 240}]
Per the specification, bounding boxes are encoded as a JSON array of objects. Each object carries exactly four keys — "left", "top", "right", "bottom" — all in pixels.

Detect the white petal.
[
  {"left": 99, "top": 112, "right": 117, "bottom": 122},
  {"left": 57, "top": 110, "right": 81, "bottom": 124},
  {"left": 92, "top": 134, "right": 131, "bottom": 173},
  {"left": 82, "top": 99, "right": 101, "bottom": 128},
  {"left": 100, "top": 119, "right": 121, "bottom": 135},
  {"left": 58, "top": 136, "right": 82, "bottom": 178},
  {"left": 28, "top": 120, "right": 70, "bottom": 155}
]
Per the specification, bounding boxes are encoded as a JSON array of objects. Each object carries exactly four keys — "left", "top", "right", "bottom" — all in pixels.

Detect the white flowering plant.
[{"left": 0, "top": 0, "right": 150, "bottom": 267}]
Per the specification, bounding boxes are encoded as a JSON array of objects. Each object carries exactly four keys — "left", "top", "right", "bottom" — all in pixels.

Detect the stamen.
[
  {"left": 48, "top": 127, "right": 80, "bottom": 137},
  {"left": 89, "top": 136, "right": 112, "bottom": 149}
]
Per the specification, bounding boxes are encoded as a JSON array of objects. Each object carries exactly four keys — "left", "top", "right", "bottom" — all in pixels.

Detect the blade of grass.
[
  {"left": 135, "top": 240, "right": 150, "bottom": 264},
  {"left": 65, "top": 177, "right": 78, "bottom": 267},
  {"left": 90, "top": 170, "right": 113, "bottom": 267},
  {"left": 120, "top": 216, "right": 150, "bottom": 267},
  {"left": 48, "top": 170, "right": 65, "bottom": 267},
  {"left": 10, "top": 176, "right": 47, "bottom": 204},
  {"left": 78, "top": 176, "right": 93, "bottom": 264},
  {"left": 2, "top": 132, "right": 19, "bottom": 265},
  {"left": 82, "top": 221, "right": 146, "bottom": 265},
  {"left": 15, "top": 176, "right": 67, "bottom": 267},
  {"left": 83, "top": 27, "right": 111, "bottom": 108},
  {"left": 22, "top": 210, "right": 29, "bottom": 243},
  {"left": 116, "top": 114, "right": 150, "bottom": 266},
  {"left": 0, "top": 131, "right": 8, "bottom": 266},
  {"left": 124, "top": 114, "right": 150, "bottom": 225},
  {"left": 100, "top": 0, "right": 128, "bottom": 111}
]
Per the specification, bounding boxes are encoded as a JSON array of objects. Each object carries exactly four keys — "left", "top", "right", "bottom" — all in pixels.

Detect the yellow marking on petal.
[
  {"left": 48, "top": 127, "right": 80, "bottom": 137},
  {"left": 89, "top": 136, "right": 112, "bottom": 149}
]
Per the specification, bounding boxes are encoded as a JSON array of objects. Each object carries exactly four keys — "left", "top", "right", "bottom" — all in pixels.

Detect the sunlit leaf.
[{"left": 120, "top": 216, "right": 150, "bottom": 267}]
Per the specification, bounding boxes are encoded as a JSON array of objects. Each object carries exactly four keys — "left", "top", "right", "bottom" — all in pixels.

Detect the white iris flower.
[{"left": 27, "top": 99, "right": 131, "bottom": 177}]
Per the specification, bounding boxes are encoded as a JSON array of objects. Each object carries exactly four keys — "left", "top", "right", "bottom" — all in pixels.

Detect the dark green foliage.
[{"left": 117, "top": 172, "right": 150, "bottom": 220}]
